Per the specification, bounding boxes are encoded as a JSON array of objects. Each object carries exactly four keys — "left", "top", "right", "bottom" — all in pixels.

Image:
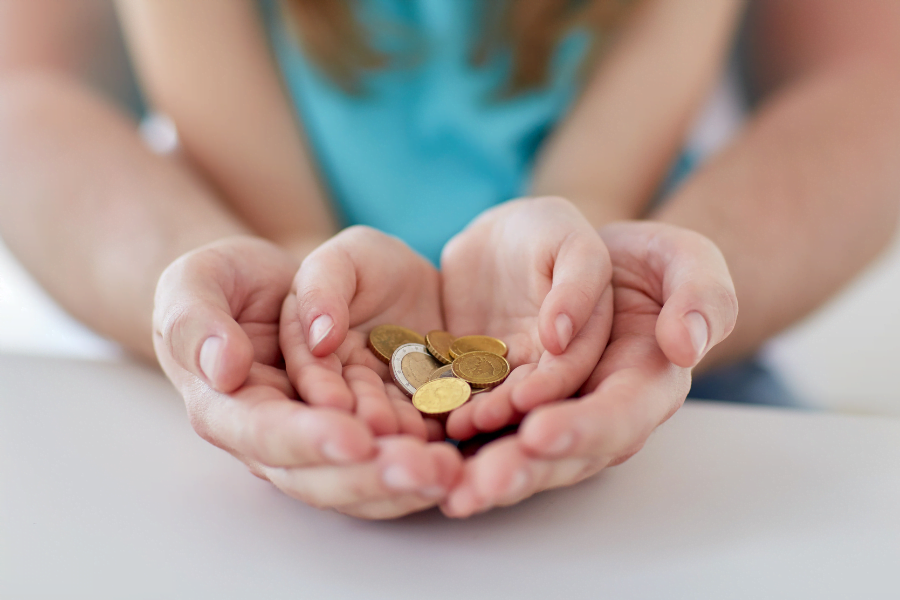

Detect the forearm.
[
  {"left": 530, "top": 0, "right": 743, "bottom": 226},
  {"left": 0, "top": 72, "right": 254, "bottom": 360},
  {"left": 653, "top": 62, "right": 900, "bottom": 371}
]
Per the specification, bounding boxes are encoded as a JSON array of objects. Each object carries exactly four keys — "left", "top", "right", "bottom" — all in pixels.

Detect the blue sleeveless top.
[{"left": 265, "top": 0, "right": 590, "bottom": 264}]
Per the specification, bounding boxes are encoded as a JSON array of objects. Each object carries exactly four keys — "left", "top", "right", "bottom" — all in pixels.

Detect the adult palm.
[
  {"left": 440, "top": 221, "right": 739, "bottom": 517},
  {"left": 155, "top": 236, "right": 460, "bottom": 520}
]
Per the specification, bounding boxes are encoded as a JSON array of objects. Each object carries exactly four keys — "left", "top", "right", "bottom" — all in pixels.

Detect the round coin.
[
  {"left": 448, "top": 335, "right": 508, "bottom": 360},
  {"left": 451, "top": 351, "right": 510, "bottom": 388},
  {"left": 391, "top": 343, "right": 439, "bottom": 397},
  {"left": 427, "top": 364, "right": 457, "bottom": 382},
  {"left": 425, "top": 330, "right": 455, "bottom": 365},
  {"left": 368, "top": 325, "right": 425, "bottom": 365},
  {"left": 412, "top": 378, "right": 472, "bottom": 415}
]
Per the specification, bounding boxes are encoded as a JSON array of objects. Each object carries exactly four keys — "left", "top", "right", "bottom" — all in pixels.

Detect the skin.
[
  {"left": 1, "top": 0, "right": 899, "bottom": 518},
  {"left": 442, "top": 221, "right": 737, "bottom": 517},
  {"left": 533, "top": 0, "right": 900, "bottom": 373},
  {"left": 280, "top": 225, "right": 445, "bottom": 437},
  {"left": 286, "top": 197, "right": 614, "bottom": 436},
  {"left": 440, "top": 198, "right": 613, "bottom": 415},
  {"left": 154, "top": 236, "right": 461, "bottom": 519}
]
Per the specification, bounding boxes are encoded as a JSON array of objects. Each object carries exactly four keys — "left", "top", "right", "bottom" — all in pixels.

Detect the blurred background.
[{"left": 1, "top": 0, "right": 898, "bottom": 417}]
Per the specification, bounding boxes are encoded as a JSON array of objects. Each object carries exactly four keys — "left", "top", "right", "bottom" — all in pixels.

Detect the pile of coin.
[{"left": 367, "top": 325, "right": 510, "bottom": 417}]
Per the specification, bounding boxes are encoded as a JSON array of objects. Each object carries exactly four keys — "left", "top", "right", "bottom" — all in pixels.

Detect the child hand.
[
  {"left": 280, "top": 226, "right": 445, "bottom": 440},
  {"left": 441, "top": 197, "right": 614, "bottom": 440}
]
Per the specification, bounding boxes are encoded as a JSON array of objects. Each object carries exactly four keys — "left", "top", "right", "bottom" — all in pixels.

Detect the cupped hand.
[
  {"left": 441, "top": 197, "right": 614, "bottom": 439},
  {"left": 280, "top": 225, "right": 447, "bottom": 440},
  {"left": 154, "top": 236, "right": 461, "bottom": 519},
  {"left": 441, "top": 221, "right": 738, "bottom": 518}
]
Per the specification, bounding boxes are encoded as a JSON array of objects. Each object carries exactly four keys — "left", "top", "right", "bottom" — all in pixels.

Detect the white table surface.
[{"left": 1, "top": 354, "right": 898, "bottom": 600}]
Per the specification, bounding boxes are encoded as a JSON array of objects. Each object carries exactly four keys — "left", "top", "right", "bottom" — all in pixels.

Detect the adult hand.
[
  {"left": 154, "top": 236, "right": 461, "bottom": 519},
  {"left": 441, "top": 197, "right": 614, "bottom": 440},
  {"left": 441, "top": 221, "right": 738, "bottom": 517}
]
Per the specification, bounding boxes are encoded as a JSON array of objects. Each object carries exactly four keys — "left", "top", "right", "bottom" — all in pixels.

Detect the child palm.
[
  {"left": 440, "top": 197, "right": 614, "bottom": 439},
  {"left": 280, "top": 226, "right": 444, "bottom": 439}
]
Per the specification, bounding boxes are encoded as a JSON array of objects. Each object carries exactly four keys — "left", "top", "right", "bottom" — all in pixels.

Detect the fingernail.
[
  {"left": 382, "top": 465, "right": 418, "bottom": 492},
  {"left": 547, "top": 431, "right": 575, "bottom": 456},
  {"left": 507, "top": 468, "right": 530, "bottom": 499},
  {"left": 321, "top": 441, "right": 355, "bottom": 464},
  {"left": 308, "top": 314, "right": 334, "bottom": 351},
  {"left": 555, "top": 313, "right": 573, "bottom": 353},
  {"left": 683, "top": 311, "right": 709, "bottom": 362},
  {"left": 199, "top": 336, "right": 223, "bottom": 383}
]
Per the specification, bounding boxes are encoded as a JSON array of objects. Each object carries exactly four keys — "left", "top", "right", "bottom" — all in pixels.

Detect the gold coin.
[
  {"left": 427, "top": 364, "right": 456, "bottom": 382},
  {"left": 368, "top": 325, "right": 425, "bottom": 365},
  {"left": 448, "top": 335, "right": 508, "bottom": 360},
  {"left": 451, "top": 351, "right": 510, "bottom": 388},
  {"left": 425, "top": 330, "right": 455, "bottom": 365},
  {"left": 412, "top": 378, "right": 472, "bottom": 415},
  {"left": 391, "top": 344, "right": 440, "bottom": 397},
  {"left": 428, "top": 363, "right": 489, "bottom": 393},
  {"left": 428, "top": 364, "right": 491, "bottom": 393}
]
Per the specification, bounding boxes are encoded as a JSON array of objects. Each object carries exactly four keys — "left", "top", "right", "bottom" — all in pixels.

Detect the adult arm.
[
  {"left": 0, "top": 1, "right": 334, "bottom": 359},
  {"left": 532, "top": 0, "right": 900, "bottom": 372},
  {"left": 654, "top": 0, "right": 900, "bottom": 370},
  {"left": 0, "top": 69, "right": 252, "bottom": 360}
]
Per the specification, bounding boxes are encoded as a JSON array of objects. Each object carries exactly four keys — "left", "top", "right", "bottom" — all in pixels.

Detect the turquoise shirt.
[{"left": 266, "top": 1, "right": 590, "bottom": 264}]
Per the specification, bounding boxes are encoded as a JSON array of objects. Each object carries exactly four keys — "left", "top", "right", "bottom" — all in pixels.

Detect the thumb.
[
  {"left": 153, "top": 252, "right": 255, "bottom": 393},
  {"left": 291, "top": 243, "right": 356, "bottom": 358},
  {"left": 603, "top": 222, "right": 738, "bottom": 369},
  {"left": 538, "top": 230, "right": 611, "bottom": 355},
  {"left": 656, "top": 273, "right": 738, "bottom": 368}
]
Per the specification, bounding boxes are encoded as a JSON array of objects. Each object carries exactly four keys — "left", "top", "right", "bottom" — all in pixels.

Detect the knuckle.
[
  {"left": 270, "top": 472, "right": 331, "bottom": 509},
  {"left": 721, "top": 286, "right": 739, "bottom": 331},
  {"left": 571, "top": 284, "right": 597, "bottom": 311},
  {"left": 247, "top": 465, "right": 271, "bottom": 482},
  {"left": 241, "top": 404, "right": 281, "bottom": 463},
  {"left": 306, "top": 498, "right": 333, "bottom": 511},
  {"left": 705, "top": 280, "right": 739, "bottom": 336},
  {"left": 294, "top": 489, "right": 332, "bottom": 511},
  {"left": 340, "top": 224, "right": 383, "bottom": 246},
  {"left": 343, "top": 476, "right": 373, "bottom": 504},
  {"left": 606, "top": 442, "right": 646, "bottom": 467},
  {"left": 157, "top": 302, "right": 190, "bottom": 346},
  {"left": 294, "top": 284, "right": 323, "bottom": 317},
  {"left": 574, "top": 459, "right": 604, "bottom": 482},
  {"left": 152, "top": 258, "right": 189, "bottom": 328},
  {"left": 186, "top": 403, "right": 216, "bottom": 446}
]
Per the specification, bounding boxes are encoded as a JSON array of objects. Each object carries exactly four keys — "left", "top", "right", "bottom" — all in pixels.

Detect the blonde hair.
[{"left": 281, "top": 0, "right": 637, "bottom": 94}]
